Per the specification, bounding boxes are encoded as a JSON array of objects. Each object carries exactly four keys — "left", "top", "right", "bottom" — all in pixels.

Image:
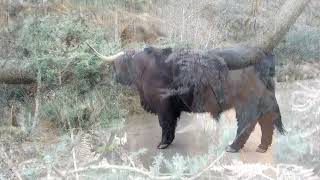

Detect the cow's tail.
[
  {"left": 274, "top": 109, "right": 287, "bottom": 135},
  {"left": 254, "top": 53, "right": 276, "bottom": 91}
]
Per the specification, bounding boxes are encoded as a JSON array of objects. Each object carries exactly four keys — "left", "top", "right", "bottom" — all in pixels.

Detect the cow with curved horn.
[
  {"left": 86, "top": 0, "right": 312, "bottom": 152},
  {"left": 87, "top": 44, "right": 285, "bottom": 153}
]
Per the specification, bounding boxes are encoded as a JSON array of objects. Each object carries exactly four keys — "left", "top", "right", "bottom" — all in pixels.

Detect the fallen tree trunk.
[{"left": 0, "top": 60, "right": 35, "bottom": 84}]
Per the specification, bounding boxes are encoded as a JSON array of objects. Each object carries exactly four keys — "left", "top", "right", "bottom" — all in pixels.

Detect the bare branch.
[
  {"left": 185, "top": 152, "right": 225, "bottom": 180},
  {"left": 65, "top": 163, "right": 174, "bottom": 180},
  {"left": 52, "top": 166, "right": 66, "bottom": 179}
]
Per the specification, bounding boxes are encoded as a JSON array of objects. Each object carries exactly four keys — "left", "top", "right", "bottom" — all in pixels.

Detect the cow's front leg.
[{"left": 157, "top": 107, "right": 179, "bottom": 149}]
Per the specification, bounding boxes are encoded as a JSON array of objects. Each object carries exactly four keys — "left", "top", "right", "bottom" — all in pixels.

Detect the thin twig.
[
  {"left": 1, "top": 147, "right": 23, "bottom": 180},
  {"left": 31, "top": 66, "right": 41, "bottom": 132},
  {"left": 52, "top": 166, "right": 66, "bottom": 179},
  {"left": 70, "top": 128, "right": 80, "bottom": 180},
  {"left": 66, "top": 117, "right": 80, "bottom": 180},
  {"left": 185, "top": 152, "right": 225, "bottom": 180},
  {"left": 65, "top": 164, "right": 174, "bottom": 180},
  {"left": 258, "top": 173, "right": 275, "bottom": 180},
  {"left": 66, "top": 152, "right": 226, "bottom": 180}
]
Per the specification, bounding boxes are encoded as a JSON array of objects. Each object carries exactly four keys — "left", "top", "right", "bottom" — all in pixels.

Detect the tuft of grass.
[
  {"left": 0, "top": 126, "right": 28, "bottom": 143},
  {"left": 40, "top": 85, "right": 127, "bottom": 130}
]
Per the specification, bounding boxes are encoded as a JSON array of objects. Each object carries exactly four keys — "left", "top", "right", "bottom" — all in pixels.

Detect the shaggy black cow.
[{"left": 87, "top": 44, "right": 286, "bottom": 153}]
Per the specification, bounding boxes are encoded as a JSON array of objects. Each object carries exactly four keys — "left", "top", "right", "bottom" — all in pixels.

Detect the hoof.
[
  {"left": 157, "top": 143, "right": 170, "bottom": 149},
  {"left": 256, "top": 147, "right": 268, "bottom": 153},
  {"left": 225, "top": 145, "right": 239, "bottom": 153}
]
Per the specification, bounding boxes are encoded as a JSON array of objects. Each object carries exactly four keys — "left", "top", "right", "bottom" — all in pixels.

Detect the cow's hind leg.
[
  {"left": 226, "top": 98, "right": 260, "bottom": 153},
  {"left": 256, "top": 113, "right": 274, "bottom": 153},
  {"left": 157, "top": 102, "right": 181, "bottom": 149},
  {"left": 256, "top": 94, "right": 284, "bottom": 153},
  {"left": 226, "top": 120, "right": 257, "bottom": 153}
]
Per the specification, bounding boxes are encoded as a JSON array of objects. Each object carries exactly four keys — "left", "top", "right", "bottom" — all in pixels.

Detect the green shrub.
[
  {"left": 14, "top": 13, "right": 127, "bottom": 130},
  {"left": 40, "top": 85, "right": 127, "bottom": 130},
  {"left": 16, "top": 13, "right": 115, "bottom": 85},
  {"left": 275, "top": 27, "right": 320, "bottom": 65}
]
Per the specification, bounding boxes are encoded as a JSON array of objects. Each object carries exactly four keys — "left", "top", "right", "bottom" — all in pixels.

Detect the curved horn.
[{"left": 86, "top": 42, "right": 124, "bottom": 62}]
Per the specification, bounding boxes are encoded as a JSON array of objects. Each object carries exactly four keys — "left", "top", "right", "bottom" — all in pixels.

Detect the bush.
[
  {"left": 40, "top": 85, "right": 127, "bottom": 130},
  {"left": 13, "top": 13, "right": 128, "bottom": 130},
  {"left": 16, "top": 13, "right": 116, "bottom": 85},
  {"left": 275, "top": 27, "right": 320, "bottom": 65}
]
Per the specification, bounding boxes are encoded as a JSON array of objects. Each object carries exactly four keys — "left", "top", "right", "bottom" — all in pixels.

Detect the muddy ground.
[{"left": 122, "top": 78, "right": 320, "bottom": 177}]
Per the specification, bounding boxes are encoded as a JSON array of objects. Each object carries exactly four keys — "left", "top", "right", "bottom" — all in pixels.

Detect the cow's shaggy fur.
[{"left": 111, "top": 46, "right": 286, "bottom": 152}]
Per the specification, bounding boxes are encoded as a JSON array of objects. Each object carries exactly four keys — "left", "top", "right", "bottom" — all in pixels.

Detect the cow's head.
[{"left": 86, "top": 43, "right": 172, "bottom": 86}]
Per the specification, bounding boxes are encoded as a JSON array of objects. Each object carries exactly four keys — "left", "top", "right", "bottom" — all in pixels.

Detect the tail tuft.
[{"left": 274, "top": 115, "right": 287, "bottom": 135}]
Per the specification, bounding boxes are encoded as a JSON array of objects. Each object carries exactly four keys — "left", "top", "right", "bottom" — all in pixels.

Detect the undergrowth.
[{"left": 12, "top": 13, "right": 129, "bottom": 131}]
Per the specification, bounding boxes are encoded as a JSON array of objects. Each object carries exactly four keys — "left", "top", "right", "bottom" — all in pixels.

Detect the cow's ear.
[
  {"left": 143, "top": 45, "right": 153, "bottom": 54},
  {"left": 161, "top": 47, "right": 172, "bottom": 56}
]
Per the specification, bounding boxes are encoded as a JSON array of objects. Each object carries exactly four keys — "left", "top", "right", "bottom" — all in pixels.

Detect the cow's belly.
[{"left": 227, "top": 67, "right": 266, "bottom": 106}]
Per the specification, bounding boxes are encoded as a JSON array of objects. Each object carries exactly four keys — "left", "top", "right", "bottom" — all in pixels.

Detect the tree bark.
[{"left": 255, "top": 0, "right": 311, "bottom": 52}]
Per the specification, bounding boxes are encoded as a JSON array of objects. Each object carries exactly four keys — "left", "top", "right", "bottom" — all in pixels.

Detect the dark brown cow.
[{"left": 87, "top": 44, "right": 285, "bottom": 153}]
